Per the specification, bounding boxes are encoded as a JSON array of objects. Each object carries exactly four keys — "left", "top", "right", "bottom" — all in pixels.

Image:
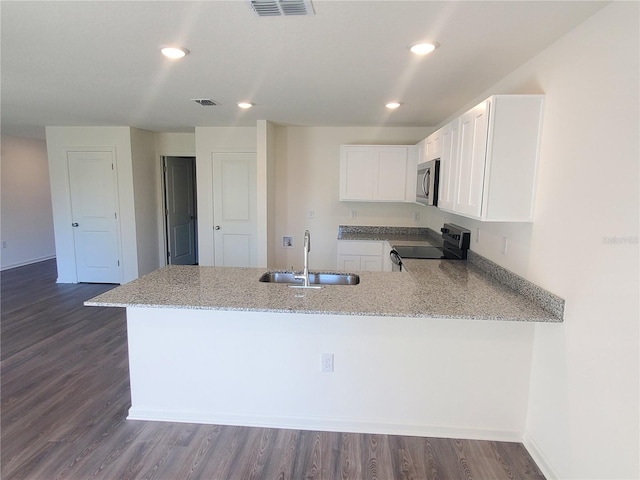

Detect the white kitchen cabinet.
[
  {"left": 455, "top": 99, "right": 491, "bottom": 217},
  {"left": 437, "top": 119, "right": 460, "bottom": 212},
  {"left": 424, "top": 129, "right": 443, "bottom": 161},
  {"left": 340, "top": 145, "right": 416, "bottom": 202},
  {"left": 439, "top": 95, "right": 544, "bottom": 222},
  {"left": 415, "top": 138, "right": 426, "bottom": 165},
  {"left": 416, "top": 129, "right": 442, "bottom": 164},
  {"left": 337, "top": 240, "right": 391, "bottom": 272}
]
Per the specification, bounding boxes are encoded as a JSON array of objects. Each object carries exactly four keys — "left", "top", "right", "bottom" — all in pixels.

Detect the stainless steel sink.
[{"left": 259, "top": 271, "right": 360, "bottom": 286}]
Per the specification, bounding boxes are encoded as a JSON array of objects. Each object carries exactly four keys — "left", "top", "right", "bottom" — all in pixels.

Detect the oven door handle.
[{"left": 390, "top": 249, "right": 402, "bottom": 266}]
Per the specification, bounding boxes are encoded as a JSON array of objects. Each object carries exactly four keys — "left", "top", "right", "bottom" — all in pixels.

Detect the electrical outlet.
[
  {"left": 475, "top": 228, "right": 480, "bottom": 243},
  {"left": 414, "top": 211, "right": 420, "bottom": 222},
  {"left": 501, "top": 237, "right": 508, "bottom": 255},
  {"left": 350, "top": 209, "right": 357, "bottom": 219},
  {"left": 321, "top": 353, "right": 334, "bottom": 373},
  {"left": 308, "top": 210, "right": 315, "bottom": 219},
  {"left": 282, "top": 236, "right": 294, "bottom": 248},
  {"left": 1, "top": 241, "right": 6, "bottom": 249}
]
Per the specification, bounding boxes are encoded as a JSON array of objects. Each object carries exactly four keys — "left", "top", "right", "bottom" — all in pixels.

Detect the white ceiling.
[{"left": 1, "top": 0, "right": 608, "bottom": 139}]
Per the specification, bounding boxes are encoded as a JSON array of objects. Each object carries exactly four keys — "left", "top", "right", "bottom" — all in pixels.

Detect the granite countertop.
[
  {"left": 337, "top": 232, "right": 439, "bottom": 246},
  {"left": 86, "top": 261, "right": 562, "bottom": 323},
  {"left": 337, "top": 225, "right": 442, "bottom": 247}
]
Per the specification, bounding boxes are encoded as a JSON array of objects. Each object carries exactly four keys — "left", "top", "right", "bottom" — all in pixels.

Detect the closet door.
[{"left": 68, "top": 150, "right": 121, "bottom": 283}]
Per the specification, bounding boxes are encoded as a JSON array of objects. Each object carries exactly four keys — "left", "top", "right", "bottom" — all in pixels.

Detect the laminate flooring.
[{"left": 1, "top": 259, "right": 546, "bottom": 480}]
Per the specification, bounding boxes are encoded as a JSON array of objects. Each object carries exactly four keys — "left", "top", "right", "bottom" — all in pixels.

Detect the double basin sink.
[{"left": 259, "top": 271, "right": 360, "bottom": 286}]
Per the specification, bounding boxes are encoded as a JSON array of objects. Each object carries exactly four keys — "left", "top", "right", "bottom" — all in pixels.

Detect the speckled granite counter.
[
  {"left": 337, "top": 225, "right": 442, "bottom": 246},
  {"left": 334, "top": 225, "right": 564, "bottom": 321},
  {"left": 86, "top": 260, "right": 562, "bottom": 322}
]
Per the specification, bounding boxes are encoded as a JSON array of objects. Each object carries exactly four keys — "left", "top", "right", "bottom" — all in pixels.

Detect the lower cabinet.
[
  {"left": 338, "top": 254, "right": 383, "bottom": 272},
  {"left": 337, "top": 240, "right": 392, "bottom": 272}
]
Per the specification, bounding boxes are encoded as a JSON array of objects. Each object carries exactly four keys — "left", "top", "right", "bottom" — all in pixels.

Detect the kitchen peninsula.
[{"left": 87, "top": 257, "right": 563, "bottom": 441}]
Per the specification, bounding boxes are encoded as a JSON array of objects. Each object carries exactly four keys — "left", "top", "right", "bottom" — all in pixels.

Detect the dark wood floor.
[{"left": 1, "top": 259, "right": 545, "bottom": 480}]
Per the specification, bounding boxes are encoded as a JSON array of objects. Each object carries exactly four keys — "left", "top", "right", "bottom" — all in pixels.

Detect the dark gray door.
[{"left": 164, "top": 157, "right": 197, "bottom": 265}]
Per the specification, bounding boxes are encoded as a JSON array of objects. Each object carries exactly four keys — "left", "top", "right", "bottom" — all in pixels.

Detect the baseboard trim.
[
  {"left": 523, "top": 433, "right": 559, "bottom": 480},
  {"left": 128, "top": 407, "right": 523, "bottom": 442},
  {"left": 0, "top": 255, "right": 56, "bottom": 271}
]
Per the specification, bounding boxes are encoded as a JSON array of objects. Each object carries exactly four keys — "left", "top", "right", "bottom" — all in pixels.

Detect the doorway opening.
[{"left": 162, "top": 156, "right": 198, "bottom": 265}]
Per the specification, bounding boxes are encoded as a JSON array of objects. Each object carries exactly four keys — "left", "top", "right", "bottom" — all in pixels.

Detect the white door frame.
[
  {"left": 65, "top": 147, "right": 123, "bottom": 284},
  {"left": 157, "top": 152, "right": 196, "bottom": 267},
  {"left": 161, "top": 156, "right": 198, "bottom": 265},
  {"left": 196, "top": 147, "right": 258, "bottom": 266},
  {"left": 212, "top": 151, "right": 257, "bottom": 267}
]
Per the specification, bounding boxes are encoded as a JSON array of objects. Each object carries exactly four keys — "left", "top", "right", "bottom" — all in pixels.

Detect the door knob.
[
  {"left": 72, "top": 223, "right": 79, "bottom": 227},
  {"left": 214, "top": 225, "right": 221, "bottom": 230}
]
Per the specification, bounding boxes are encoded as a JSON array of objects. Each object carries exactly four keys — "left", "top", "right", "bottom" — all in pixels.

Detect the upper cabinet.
[
  {"left": 438, "top": 95, "right": 544, "bottom": 222},
  {"left": 340, "top": 145, "right": 417, "bottom": 202},
  {"left": 416, "top": 128, "right": 443, "bottom": 164},
  {"left": 424, "top": 129, "right": 443, "bottom": 162},
  {"left": 436, "top": 118, "right": 460, "bottom": 212}
]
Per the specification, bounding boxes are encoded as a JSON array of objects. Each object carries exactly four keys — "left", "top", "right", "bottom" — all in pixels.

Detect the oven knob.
[{"left": 440, "top": 228, "right": 448, "bottom": 234}]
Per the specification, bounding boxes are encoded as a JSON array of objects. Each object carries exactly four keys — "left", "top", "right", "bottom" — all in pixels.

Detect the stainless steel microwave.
[{"left": 416, "top": 159, "right": 440, "bottom": 206}]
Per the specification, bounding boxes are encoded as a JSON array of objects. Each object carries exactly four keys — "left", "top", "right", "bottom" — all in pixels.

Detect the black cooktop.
[
  {"left": 392, "top": 223, "right": 472, "bottom": 261},
  {"left": 392, "top": 245, "right": 446, "bottom": 259}
]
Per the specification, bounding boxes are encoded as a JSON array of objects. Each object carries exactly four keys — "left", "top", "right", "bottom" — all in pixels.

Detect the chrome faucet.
[{"left": 294, "top": 230, "right": 312, "bottom": 287}]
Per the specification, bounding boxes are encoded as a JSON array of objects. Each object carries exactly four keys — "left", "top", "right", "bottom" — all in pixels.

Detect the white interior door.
[
  {"left": 212, "top": 152, "right": 257, "bottom": 267},
  {"left": 67, "top": 151, "right": 121, "bottom": 283},
  {"left": 165, "top": 157, "right": 197, "bottom": 265}
]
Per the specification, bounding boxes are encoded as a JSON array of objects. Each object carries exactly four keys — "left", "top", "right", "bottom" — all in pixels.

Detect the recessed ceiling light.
[
  {"left": 409, "top": 42, "right": 439, "bottom": 55},
  {"left": 161, "top": 46, "right": 189, "bottom": 59},
  {"left": 385, "top": 102, "right": 401, "bottom": 110},
  {"left": 237, "top": 102, "right": 253, "bottom": 109}
]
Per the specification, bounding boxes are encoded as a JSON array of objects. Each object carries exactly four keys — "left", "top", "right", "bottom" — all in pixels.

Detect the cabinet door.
[
  {"left": 340, "top": 145, "right": 410, "bottom": 202},
  {"left": 382, "top": 242, "right": 393, "bottom": 272},
  {"left": 361, "top": 256, "right": 383, "bottom": 271},
  {"left": 455, "top": 100, "right": 490, "bottom": 217},
  {"left": 415, "top": 138, "right": 426, "bottom": 165},
  {"left": 438, "top": 119, "right": 460, "bottom": 212},
  {"left": 337, "top": 254, "right": 362, "bottom": 271},
  {"left": 425, "top": 130, "right": 442, "bottom": 161},
  {"left": 340, "top": 146, "right": 374, "bottom": 201},
  {"left": 375, "top": 147, "right": 408, "bottom": 201}
]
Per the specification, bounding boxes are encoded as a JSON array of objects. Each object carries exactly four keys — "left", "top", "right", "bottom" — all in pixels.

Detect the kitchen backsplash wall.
[
  {"left": 271, "top": 125, "right": 433, "bottom": 270},
  {"left": 426, "top": 209, "right": 534, "bottom": 278}
]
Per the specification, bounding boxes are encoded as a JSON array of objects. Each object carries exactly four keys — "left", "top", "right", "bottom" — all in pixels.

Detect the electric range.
[{"left": 390, "top": 223, "right": 471, "bottom": 270}]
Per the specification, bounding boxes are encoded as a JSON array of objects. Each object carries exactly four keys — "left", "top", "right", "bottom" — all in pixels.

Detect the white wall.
[
  {"left": 0, "top": 135, "right": 56, "bottom": 269},
  {"left": 127, "top": 308, "right": 534, "bottom": 441},
  {"left": 130, "top": 128, "right": 160, "bottom": 277},
  {"left": 257, "top": 120, "right": 277, "bottom": 267},
  {"left": 194, "top": 127, "right": 257, "bottom": 266},
  {"left": 154, "top": 132, "right": 195, "bottom": 156},
  {"left": 430, "top": 3, "right": 639, "bottom": 478},
  {"left": 272, "top": 126, "right": 432, "bottom": 270},
  {"left": 45, "top": 126, "right": 139, "bottom": 283}
]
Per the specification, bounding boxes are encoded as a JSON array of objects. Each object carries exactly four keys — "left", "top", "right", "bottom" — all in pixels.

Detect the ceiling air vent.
[
  {"left": 249, "top": 0, "right": 315, "bottom": 16},
  {"left": 191, "top": 99, "right": 218, "bottom": 106}
]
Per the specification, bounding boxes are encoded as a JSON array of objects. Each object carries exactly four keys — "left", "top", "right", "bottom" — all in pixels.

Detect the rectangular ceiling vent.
[
  {"left": 249, "top": 0, "right": 315, "bottom": 16},
  {"left": 191, "top": 99, "right": 218, "bottom": 106}
]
